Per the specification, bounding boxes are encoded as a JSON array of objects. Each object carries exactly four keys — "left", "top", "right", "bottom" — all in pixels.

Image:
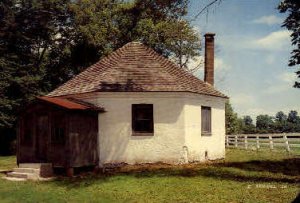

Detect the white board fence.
[{"left": 225, "top": 133, "right": 300, "bottom": 152}]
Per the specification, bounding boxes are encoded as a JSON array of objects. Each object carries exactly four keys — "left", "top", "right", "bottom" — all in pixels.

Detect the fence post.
[
  {"left": 235, "top": 135, "right": 238, "bottom": 148},
  {"left": 283, "top": 134, "right": 290, "bottom": 152},
  {"left": 256, "top": 135, "right": 260, "bottom": 150},
  {"left": 244, "top": 135, "right": 248, "bottom": 149},
  {"left": 226, "top": 135, "right": 229, "bottom": 147},
  {"left": 269, "top": 135, "right": 274, "bottom": 150}
]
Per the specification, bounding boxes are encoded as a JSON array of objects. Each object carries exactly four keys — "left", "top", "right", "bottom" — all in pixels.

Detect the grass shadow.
[
  {"left": 218, "top": 158, "right": 300, "bottom": 176},
  {"left": 51, "top": 157, "right": 300, "bottom": 188}
]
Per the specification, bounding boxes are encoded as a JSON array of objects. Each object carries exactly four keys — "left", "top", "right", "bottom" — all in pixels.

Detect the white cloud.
[
  {"left": 264, "top": 84, "right": 288, "bottom": 94},
  {"left": 252, "top": 15, "right": 283, "bottom": 25},
  {"left": 240, "top": 108, "right": 274, "bottom": 118},
  {"left": 215, "top": 58, "right": 231, "bottom": 71},
  {"left": 265, "top": 55, "right": 275, "bottom": 65},
  {"left": 230, "top": 93, "right": 256, "bottom": 107},
  {"left": 264, "top": 72, "right": 296, "bottom": 94},
  {"left": 252, "top": 30, "right": 291, "bottom": 50},
  {"left": 188, "top": 56, "right": 231, "bottom": 71},
  {"left": 281, "top": 72, "right": 297, "bottom": 83},
  {"left": 188, "top": 55, "right": 204, "bottom": 71}
]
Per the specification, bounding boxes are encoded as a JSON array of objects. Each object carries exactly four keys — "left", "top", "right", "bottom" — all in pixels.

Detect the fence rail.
[{"left": 225, "top": 133, "right": 300, "bottom": 152}]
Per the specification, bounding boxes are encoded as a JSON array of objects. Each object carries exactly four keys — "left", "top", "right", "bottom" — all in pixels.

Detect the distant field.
[{"left": 0, "top": 149, "right": 299, "bottom": 203}]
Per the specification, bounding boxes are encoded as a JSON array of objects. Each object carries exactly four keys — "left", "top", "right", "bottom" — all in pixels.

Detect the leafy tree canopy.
[
  {"left": 278, "top": 0, "right": 300, "bottom": 87},
  {"left": 287, "top": 110, "right": 300, "bottom": 123},
  {"left": 225, "top": 101, "right": 241, "bottom": 135},
  {"left": 256, "top": 115, "right": 274, "bottom": 133},
  {"left": 70, "top": 0, "right": 201, "bottom": 71},
  {"left": 275, "top": 111, "right": 288, "bottom": 122}
]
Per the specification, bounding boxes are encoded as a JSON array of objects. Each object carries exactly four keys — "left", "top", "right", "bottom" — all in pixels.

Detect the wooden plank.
[
  {"left": 234, "top": 135, "right": 238, "bottom": 147},
  {"left": 226, "top": 135, "right": 229, "bottom": 147},
  {"left": 269, "top": 135, "right": 274, "bottom": 150},
  {"left": 284, "top": 134, "right": 290, "bottom": 152},
  {"left": 272, "top": 143, "right": 287, "bottom": 146},
  {"left": 228, "top": 133, "right": 300, "bottom": 138},
  {"left": 244, "top": 135, "right": 248, "bottom": 149}
]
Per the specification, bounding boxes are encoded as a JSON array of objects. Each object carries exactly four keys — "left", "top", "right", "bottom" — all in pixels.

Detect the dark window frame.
[
  {"left": 132, "top": 104, "right": 154, "bottom": 135},
  {"left": 201, "top": 106, "right": 212, "bottom": 136}
]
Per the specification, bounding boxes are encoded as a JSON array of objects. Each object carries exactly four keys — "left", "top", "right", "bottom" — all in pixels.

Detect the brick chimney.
[{"left": 204, "top": 33, "right": 215, "bottom": 86}]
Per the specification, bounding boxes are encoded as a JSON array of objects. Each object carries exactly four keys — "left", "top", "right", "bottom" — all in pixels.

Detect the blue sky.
[{"left": 187, "top": 0, "right": 299, "bottom": 119}]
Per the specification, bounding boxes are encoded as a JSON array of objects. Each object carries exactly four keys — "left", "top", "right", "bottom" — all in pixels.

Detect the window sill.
[
  {"left": 132, "top": 132, "right": 154, "bottom": 136},
  {"left": 201, "top": 133, "right": 212, "bottom": 136}
]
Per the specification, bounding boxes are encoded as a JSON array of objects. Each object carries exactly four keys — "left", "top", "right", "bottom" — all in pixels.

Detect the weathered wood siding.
[
  {"left": 18, "top": 102, "right": 99, "bottom": 168},
  {"left": 18, "top": 104, "right": 48, "bottom": 163},
  {"left": 48, "top": 111, "right": 68, "bottom": 167},
  {"left": 69, "top": 113, "right": 99, "bottom": 167}
]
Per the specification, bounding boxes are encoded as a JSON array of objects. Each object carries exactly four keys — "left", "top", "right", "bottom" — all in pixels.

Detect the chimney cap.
[{"left": 204, "top": 33, "right": 215, "bottom": 37}]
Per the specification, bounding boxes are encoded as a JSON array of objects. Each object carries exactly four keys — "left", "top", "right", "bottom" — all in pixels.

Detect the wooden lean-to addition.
[{"left": 17, "top": 96, "right": 104, "bottom": 174}]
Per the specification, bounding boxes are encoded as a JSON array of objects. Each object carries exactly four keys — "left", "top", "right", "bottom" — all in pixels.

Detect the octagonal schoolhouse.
[{"left": 17, "top": 33, "right": 228, "bottom": 175}]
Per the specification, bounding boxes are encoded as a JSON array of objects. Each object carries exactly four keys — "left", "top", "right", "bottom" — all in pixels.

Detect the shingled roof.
[{"left": 48, "top": 42, "right": 227, "bottom": 98}]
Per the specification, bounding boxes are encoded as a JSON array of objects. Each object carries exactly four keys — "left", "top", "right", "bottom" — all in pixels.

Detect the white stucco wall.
[
  {"left": 184, "top": 94, "right": 226, "bottom": 162},
  {"left": 73, "top": 92, "right": 226, "bottom": 165}
]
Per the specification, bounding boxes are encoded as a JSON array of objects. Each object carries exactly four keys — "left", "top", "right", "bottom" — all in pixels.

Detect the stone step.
[
  {"left": 2, "top": 176, "right": 27, "bottom": 181},
  {"left": 13, "top": 168, "right": 40, "bottom": 174},
  {"left": 5, "top": 163, "right": 54, "bottom": 181},
  {"left": 7, "top": 172, "right": 28, "bottom": 179},
  {"left": 19, "top": 163, "right": 52, "bottom": 169}
]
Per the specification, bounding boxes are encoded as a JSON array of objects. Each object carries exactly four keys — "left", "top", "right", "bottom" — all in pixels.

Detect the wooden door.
[{"left": 36, "top": 114, "right": 48, "bottom": 162}]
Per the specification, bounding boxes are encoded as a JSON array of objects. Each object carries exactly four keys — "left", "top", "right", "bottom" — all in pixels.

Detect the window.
[
  {"left": 201, "top": 106, "right": 211, "bottom": 135},
  {"left": 52, "top": 114, "right": 65, "bottom": 144},
  {"left": 132, "top": 104, "right": 154, "bottom": 135}
]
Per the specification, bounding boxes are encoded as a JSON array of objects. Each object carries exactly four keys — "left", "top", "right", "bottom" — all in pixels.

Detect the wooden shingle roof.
[{"left": 48, "top": 42, "right": 227, "bottom": 98}]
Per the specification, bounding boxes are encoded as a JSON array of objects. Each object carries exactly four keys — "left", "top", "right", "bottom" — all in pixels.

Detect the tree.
[
  {"left": 70, "top": 0, "right": 201, "bottom": 72},
  {"left": 287, "top": 110, "right": 300, "bottom": 123},
  {"left": 286, "top": 110, "right": 300, "bottom": 132},
  {"left": 225, "top": 101, "right": 241, "bottom": 134},
  {"left": 274, "top": 111, "right": 288, "bottom": 132},
  {"left": 278, "top": 0, "right": 300, "bottom": 88},
  {"left": 256, "top": 115, "right": 275, "bottom": 133},
  {"left": 0, "top": 0, "right": 73, "bottom": 154},
  {"left": 243, "top": 115, "right": 253, "bottom": 126},
  {"left": 241, "top": 115, "right": 256, "bottom": 134},
  {"left": 275, "top": 111, "right": 288, "bottom": 122}
]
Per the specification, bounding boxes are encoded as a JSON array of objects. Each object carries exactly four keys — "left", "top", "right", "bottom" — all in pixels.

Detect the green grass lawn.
[
  {"left": 0, "top": 149, "right": 299, "bottom": 203},
  {"left": 0, "top": 156, "right": 16, "bottom": 172}
]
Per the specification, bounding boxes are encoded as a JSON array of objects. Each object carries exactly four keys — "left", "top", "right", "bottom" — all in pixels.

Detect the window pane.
[
  {"left": 201, "top": 106, "right": 211, "bottom": 134},
  {"left": 132, "top": 104, "right": 154, "bottom": 133}
]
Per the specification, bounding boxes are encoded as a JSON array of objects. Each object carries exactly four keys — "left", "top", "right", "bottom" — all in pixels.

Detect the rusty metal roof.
[{"left": 38, "top": 96, "right": 104, "bottom": 111}]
